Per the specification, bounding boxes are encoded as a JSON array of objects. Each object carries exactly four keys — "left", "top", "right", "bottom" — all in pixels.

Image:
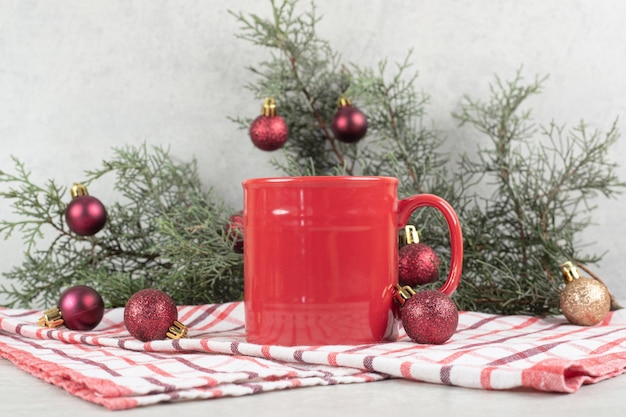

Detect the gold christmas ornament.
[{"left": 559, "top": 261, "right": 611, "bottom": 326}]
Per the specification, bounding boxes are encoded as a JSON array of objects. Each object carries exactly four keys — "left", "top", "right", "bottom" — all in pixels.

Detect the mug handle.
[{"left": 397, "top": 194, "right": 463, "bottom": 296}]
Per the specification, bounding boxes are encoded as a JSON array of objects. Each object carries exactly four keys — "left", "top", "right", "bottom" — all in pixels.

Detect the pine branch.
[
  {"left": 230, "top": 0, "right": 354, "bottom": 175},
  {"left": 0, "top": 144, "right": 243, "bottom": 308},
  {"left": 0, "top": 159, "right": 68, "bottom": 251},
  {"left": 232, "top": 2, "right": 625, "bottom": 315},
  {"left": 3, "top": 0, "right": 624, "bottom": 318},
  {"left": 453, "top": 72, "right": 624, "bottom": 314}
]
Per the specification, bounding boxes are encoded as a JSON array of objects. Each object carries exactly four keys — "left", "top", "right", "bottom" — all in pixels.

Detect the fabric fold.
[{"left": 2, "top": 303, "right": 626, "bottom": 410}]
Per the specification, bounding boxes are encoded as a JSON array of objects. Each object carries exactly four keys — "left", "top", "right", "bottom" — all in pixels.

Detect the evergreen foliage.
[
  {"left": 231, "top": 0, "right": 624, "bottom": 315},
  {"left": 0, "top": 145, "right": 243, "bottom": 308},
  {"left": 1, "top": 0, "right": 623, "bottom": 315}
]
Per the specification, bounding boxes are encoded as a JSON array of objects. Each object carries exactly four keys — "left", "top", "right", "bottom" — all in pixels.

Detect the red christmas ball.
[
  {"left": 401, "top": 290, "right": 458, "bottom": 344},
  {"left": 124, "top": 288, "right": 179, "bottom": 342},
  {"left": 249, "top": 114, "right": 289, "bottom": 151},
  {"left": 65, "top": 195, "right": 107, "bottom": 236},
  {"left": 57, "top": 285, "right": 105, "bottom": 330},
  {"left": 331, "top": 104, "right": 368, "bottom": 143},
  {"left": 398, "top": 243, "right": 441, "bottom": 286},
  {"left": 225, "top": 211, "right": 244, "bottom": 253}
]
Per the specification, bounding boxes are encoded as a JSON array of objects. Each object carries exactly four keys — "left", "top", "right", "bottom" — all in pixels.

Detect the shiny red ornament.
[
  {"left": 398, "top": 243, "right": 441, "bottom": 286},
  {"left": 249, "top": 97, "right": 289, "bottom": 151},
  {"left": 124, "top": 288, "right": 183, "bottom": 342},
  {"left": 331, "top": 97, "right": 368, "bottom": 143},
  {"left": 58, "top": 285, "right": 105, "bottom": 330},
  {"left": 399, "top": 288, "right": 458, "bottom": 345},
  {"left": 225, "top": 211, "right": 244, "bottom": 253},
  {"left": 65, "top": 183, "right": 107, "bottom": 236},
  {"left": 38, "top": 285, "right": 105, "bottom": 331}
]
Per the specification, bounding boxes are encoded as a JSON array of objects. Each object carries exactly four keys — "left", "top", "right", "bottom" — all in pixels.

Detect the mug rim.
[{"left": 243, "top": 175, "right": 399, "bottom": 187}]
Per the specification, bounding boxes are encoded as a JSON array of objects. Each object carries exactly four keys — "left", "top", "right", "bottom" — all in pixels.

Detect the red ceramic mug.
[{"left": 243, "top": 176, "right": 463, "bottom": 346}]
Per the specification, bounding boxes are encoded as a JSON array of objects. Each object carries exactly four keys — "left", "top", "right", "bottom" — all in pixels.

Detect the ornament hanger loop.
[
  {"left": 394, "top": 284, "right": 416, "bottom": 306},
  {"left": 561, "top": 261, "right": 581, "bottom": 283},
  {"left": 261, "top": 97, "right": 277, "bottom": 117},
  {"left": 337, "top": 95, "right": 352, "bottom": 108},
  {"left": 38, "top": 307, "right": 64, "bottom": 328},
  {"left": 404, "top": 225, "right": 420, "bottom": 245},
  {"left": 70, "top": 183, "right": 89, "bottom": 198},
  {"left": 166, "top": 320, "right": 189, "bottom": 340}
]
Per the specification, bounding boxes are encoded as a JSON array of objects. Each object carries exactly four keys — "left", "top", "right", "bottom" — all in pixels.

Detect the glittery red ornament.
[
  {"left": 398, "top": 243, "right": 441, "bottom": 286},
  {"left": 331, "top": 97, "right": 368, "bottom": 143},
  {"left": 225, "top": 211, "right": 244, "bottom": 253},
  {"left": 124, "top": 288, "right": 187, "bottom": 342},
  {"left": 249, "top": 97, "right": 289, "bottom": 151},
  {"left": 400, "top": 289, "right": 458, "bottom": 345},
  {"left": 38, "top": 285, "right": 105, "bottom": 331},
  {"left": 65, "top": 183, "right": 107, "bottom": 236}
]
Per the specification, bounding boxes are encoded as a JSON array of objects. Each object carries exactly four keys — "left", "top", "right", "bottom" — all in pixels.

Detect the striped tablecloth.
[{"left": 1, "top": 302, "right": 626, "bottom": 410}]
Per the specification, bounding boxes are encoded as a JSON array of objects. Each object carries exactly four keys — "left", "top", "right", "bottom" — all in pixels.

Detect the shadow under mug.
[{"left": 243, "top": 176, "right": 463, "bottom": 346}]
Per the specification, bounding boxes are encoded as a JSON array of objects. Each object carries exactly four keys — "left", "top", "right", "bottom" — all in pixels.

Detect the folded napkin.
[{"left": 1, "top": 302, "right": 626, "bottom": 410}]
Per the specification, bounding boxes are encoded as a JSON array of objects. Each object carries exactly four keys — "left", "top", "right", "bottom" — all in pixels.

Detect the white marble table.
[{"left": 2, "top": 358, "right": 625, "bottom": 416}]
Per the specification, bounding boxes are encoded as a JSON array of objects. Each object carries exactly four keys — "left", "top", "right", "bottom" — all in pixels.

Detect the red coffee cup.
[{"left": 243, "top": 176, "right": 463, "bottom": 346}]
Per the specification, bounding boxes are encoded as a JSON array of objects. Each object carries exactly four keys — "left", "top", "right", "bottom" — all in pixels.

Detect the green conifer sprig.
[
  {"left": 232, "top": 0, "right": 625, "bottom": 315},
  {"left": 452, "top": 72, "right": 624, "bottom": 314},
  {"left": 1, "top": 0, "right": 623, "bottom": 317},
  {"left": 231, "top": 0, "right": 457, "bottom": 252},
  {"left": 230, "top": 0, "right": 357, "bottom": 176},
  {"left": 0, "top": 145, "right": 243, "bottom": 308}
]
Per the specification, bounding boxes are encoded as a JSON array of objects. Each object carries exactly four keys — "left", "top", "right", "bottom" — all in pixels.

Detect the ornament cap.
[
  {"left": 337, "top": 96, "right": 352, "bottom": 108},
  {"left": 166, "top": 320, "right": 188, "bottom": 340},
  {"left": 394, "top": 284, "right": 416, "bottom": 306},
  {"left": 70, "top": 183, "right": 89, "bottom": 199},
  {"left": 561, "top": 261, "right": 582, "bottom": 283},
  {"left": 403, "top": 225, "right": 420, "bottom": 245},
  {"left": 261, "top": 97, "right": 277, "bottom": 117},
  {"left": 38, "top": 307, "right": 64, "bottom": 328}
]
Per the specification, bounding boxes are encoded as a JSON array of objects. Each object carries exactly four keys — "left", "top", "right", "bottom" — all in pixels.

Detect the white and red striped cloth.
[{"left": 2, "top": 302, "right": 626, "bottom": 410}]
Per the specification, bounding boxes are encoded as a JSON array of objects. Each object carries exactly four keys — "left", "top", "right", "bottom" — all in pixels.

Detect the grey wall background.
[{"left": 1, "top": 0, "right": 625, "bottom": 307}]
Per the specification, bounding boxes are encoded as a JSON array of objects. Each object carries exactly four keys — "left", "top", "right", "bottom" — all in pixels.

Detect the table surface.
[{"left": 2, "top": 358, "right": 625, "bottom": 417}]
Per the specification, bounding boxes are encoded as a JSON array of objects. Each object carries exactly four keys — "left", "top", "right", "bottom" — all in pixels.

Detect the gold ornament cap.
[
  {"left": 337, "top": 96, "right": 352, "bottom": 108},
  {"left": 559, "top": 261, "right": 611, "bottom": 326},
  {"left": 402, "top": 225, "right": 420, "bottom": 245},
  {"left": 261, "top": 97, "right": 277, "bottom": 117},
  {"left": 166, "top": 320, "right": 188, "bottom": 340},
  {"left": 561, "top": 261, "right": 582, "bottom": 283},
  {"left": 394, "top": 284, "right": 416, "bottom": 306},
  {"left": 38, "top": 307, "right": 64, "bottom": 328},
  {"left": 70, "top": 183, "right": 89, "bottom": 199}
]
